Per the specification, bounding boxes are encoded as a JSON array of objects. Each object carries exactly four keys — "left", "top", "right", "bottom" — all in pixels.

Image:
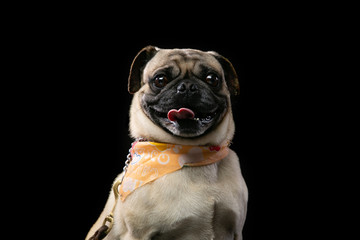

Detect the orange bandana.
[{"left": 119, "top": 141, "right": 229, "bottom": 201}]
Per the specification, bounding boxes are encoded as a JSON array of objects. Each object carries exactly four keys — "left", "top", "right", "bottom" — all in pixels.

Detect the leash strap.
[
  {"left": 87, "top": 179, "right": 123, "bottom": 240},
  {"left": 87, "top": 225, "right": 108, "bottom": 240},
  {"left": 87, "top": 140, "right": 136, "bottom": 240}
]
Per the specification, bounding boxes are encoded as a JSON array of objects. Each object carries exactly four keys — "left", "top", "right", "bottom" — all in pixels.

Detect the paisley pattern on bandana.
[{"left": 119, "top": 141, "right": 229, "bottom": 201}]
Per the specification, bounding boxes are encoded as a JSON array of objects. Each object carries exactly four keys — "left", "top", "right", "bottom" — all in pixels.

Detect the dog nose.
[{"left": 177, "top": 81, "right": 198, "bottom": 94}]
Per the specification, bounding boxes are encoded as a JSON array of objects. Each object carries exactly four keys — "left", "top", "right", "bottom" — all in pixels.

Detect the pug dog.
[{"left": 86, "top": 46, "right": 248, "bottom": 240}]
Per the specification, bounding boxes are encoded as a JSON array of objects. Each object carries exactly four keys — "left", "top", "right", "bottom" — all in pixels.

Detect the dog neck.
[{"left": 118, "top": 140, "right": 229, "bottom": 201}]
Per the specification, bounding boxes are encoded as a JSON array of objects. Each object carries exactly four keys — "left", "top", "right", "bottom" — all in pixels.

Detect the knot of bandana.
[{"left": 119, "top": 141, "right": 229, "bottom": 201}]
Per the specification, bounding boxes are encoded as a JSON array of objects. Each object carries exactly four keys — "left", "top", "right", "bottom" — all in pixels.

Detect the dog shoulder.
[{"left": 219, "top": 149, "right": 248, "bottom": 200}]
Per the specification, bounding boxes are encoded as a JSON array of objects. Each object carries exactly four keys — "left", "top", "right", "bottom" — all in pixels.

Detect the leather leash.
[{"left": 87, "top": 139, "right": 137, "bottom": 240}]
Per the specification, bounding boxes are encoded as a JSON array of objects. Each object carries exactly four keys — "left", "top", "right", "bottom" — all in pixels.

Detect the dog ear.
[
  {"left": 209, "top": 52, "right": 240, "bottom": 96},
  {"left": 128, "top": 46, "right": 159, "bottom": 94}
]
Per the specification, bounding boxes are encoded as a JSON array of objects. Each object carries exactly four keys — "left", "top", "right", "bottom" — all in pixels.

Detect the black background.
[{"left": 17, "top": 11, "right": 324, "bottom": 239}]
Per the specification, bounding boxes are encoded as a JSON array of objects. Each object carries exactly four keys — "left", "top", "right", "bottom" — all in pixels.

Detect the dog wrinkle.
[
  {"left": 149, "top": 216, "right": 214, "bottom": 240},
  {"left": 212, "top": 203, "right": 238, "bottom": 240}
]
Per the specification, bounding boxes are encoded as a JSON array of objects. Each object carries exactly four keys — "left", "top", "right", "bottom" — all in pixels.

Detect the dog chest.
[{"left": 114, "top": 164, "right": 243, "bottom": 239}]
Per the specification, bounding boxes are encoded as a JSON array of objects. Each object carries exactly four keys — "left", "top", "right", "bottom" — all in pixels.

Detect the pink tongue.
[{"left": 167, "top": 108, "right": 195, "bottom": 122}]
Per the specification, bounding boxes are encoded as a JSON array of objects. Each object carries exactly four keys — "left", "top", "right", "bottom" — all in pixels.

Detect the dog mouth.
[
  {"left": 146, "top": 106, "right": 219, "bottom": 137},
  {"left": 151, "top": 107, "right": 218, "bottom": 125}
]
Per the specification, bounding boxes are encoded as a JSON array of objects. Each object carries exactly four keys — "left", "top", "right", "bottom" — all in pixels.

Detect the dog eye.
[
  {"left": 153, "top": 75, "right": 169, "bottom": 88},
  {"left": 205, "top": 73, "right": 220, "bottom": 87}
]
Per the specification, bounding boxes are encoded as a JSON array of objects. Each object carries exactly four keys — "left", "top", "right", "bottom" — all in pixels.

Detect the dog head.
[{"left": 128, "top": 46, "right": 239, "bottom": 145}]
